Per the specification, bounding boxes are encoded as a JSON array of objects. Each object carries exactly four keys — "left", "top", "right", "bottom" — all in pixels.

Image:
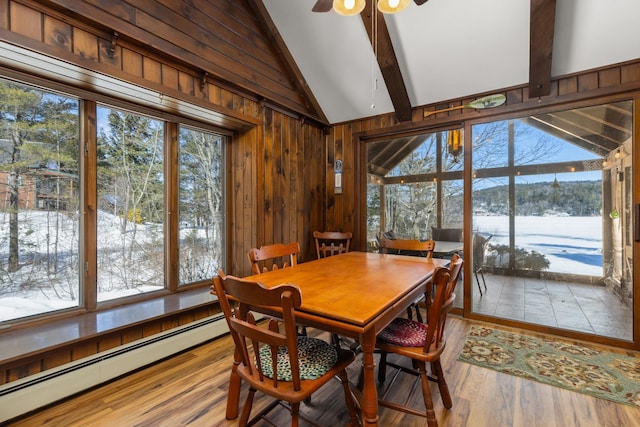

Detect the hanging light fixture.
[
  {"left": 333, "top": 0, "right": 366, "bottom": 16},
  {"left": 447, "top": 129, "right": 463, "bottom": 162},
  {"left": 377, "top": 0, "right": 410, "bottom": 13},
  {"left": 321, "top": 0, "right": 413, "bottom": 15}
]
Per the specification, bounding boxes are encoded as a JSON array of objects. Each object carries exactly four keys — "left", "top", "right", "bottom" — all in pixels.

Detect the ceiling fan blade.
[
  {"left": 414, "top": 0, "right": 429, "bottom": 5},
  {"left": 312, "top": 0, "right": 333, "bottom": 12}
]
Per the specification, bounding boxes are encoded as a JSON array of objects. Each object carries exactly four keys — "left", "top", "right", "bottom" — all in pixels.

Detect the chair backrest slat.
[
  {"left": 313, "top": 231, "right": 352, "bottom": 259},
  {"left": 378, "top": 237, "right": 435, "bottom": 259},
  {"left": 248, "top": 242, "right": 300, "bottom": 274}
]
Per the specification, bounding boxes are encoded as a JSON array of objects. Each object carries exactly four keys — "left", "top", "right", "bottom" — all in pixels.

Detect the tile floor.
[{"left": 460, "top": 273, "right": 633, "bottom": 340}]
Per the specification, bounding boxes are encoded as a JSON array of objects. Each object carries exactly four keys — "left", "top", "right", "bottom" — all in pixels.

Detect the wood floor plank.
[{"left": 6, "top": 317, "right": 640, "bottom": 427}]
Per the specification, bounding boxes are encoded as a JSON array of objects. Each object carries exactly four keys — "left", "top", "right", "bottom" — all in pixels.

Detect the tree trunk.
[{"left": 8, "top": 170, "right": 19, "bottom": 272}]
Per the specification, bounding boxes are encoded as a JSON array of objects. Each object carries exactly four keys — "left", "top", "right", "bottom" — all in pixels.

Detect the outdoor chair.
[
  {"left": 472, "top": 233, "right": 491, "bottom": 296},
  {"left": 431, "top": 227, "right": 463, "bottom": 242}
]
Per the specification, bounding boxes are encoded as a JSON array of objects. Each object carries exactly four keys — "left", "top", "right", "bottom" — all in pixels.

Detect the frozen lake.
[{"left": 474, "top": 215, "right": 603, "bottom": 276}]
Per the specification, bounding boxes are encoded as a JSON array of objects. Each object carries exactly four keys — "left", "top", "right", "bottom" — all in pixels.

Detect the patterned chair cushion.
[
  {"left": 378, "top": 317, "right": 429, "bottom": 347},
  {"left": 257, "top": 336, "right": 338, "bottom": 381}
]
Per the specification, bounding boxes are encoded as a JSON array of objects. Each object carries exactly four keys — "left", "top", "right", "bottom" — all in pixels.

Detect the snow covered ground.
[
  {"left": 474, "top": 215, "right": 603, "bottom": 276},
  {"left": 0, "top": 213, "right": 604, "bottom": 322}
]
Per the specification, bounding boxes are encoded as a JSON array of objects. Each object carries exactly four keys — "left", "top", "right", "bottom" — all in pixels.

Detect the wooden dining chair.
[
  {"left": 375, "top": 254, "right": 463, "bottom": 427},
  {"left": 378, "top": 237, "right": 436, "bottom": 322},
  {"left": 313, "top": 231, "right": 355, "bottom": 349},
  {"left": 378, "top": 237, "right": 435, "bottom": 259},
  {"left": 313, "top": 231, "right": 352, "bottom": 259},
  {"left": 248, "top": 242, "right": 300, "bottom": 275},
  {"left": 248, "top": 242, "right": 307, "bottom": 336},
  {"left": 212, "top": 271, "right": 360, "bottom": 427}
]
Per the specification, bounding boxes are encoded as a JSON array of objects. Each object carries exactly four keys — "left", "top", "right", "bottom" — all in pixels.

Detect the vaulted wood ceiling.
[
  {"left": 255, "top": 0, "right": 640, "bottom": 125},
  {"left": 366, "top": 100, "right": 633, "bottom": 177},
  {"left": 251, "top": 0, "right": 556, "bottom": 124}
]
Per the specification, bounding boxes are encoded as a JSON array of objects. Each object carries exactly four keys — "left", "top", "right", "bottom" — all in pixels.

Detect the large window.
[
  {"left": 366, "top": 100, "right": 633, "bottom": 341},
  {"left": 470, "top": 101, "right": 633, "bottom": 340},
  {"left": 0, "top": 77, "right": 227, "bottom": 323},
  {"left": 96, "top": 106, "right": 165, "bottom": 301},
  {"left": 366, "top": 130, "right": 463, "bottom": 242},
  {"left": 178, "top": 126, "right": 225, "bottom": 285},
  {"left": 0, "top": 78, "right": 80, "bottom": 320}
]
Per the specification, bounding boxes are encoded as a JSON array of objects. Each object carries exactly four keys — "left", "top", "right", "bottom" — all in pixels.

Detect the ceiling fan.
[{"left": 312, "top": 0, "right": 429, "bottom": 14}]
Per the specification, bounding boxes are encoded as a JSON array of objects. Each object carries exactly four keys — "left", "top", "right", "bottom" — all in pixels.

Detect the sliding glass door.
[{"left": 470, "top": 100, "right": 633, "bottom": 340}]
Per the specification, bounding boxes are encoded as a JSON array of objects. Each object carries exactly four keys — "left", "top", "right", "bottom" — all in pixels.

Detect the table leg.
[{"left": 360, "top": 330, "right": 379, "bottom": 426}]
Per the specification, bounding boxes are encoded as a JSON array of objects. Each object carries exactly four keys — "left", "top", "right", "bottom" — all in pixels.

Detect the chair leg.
[
  {"left": 430, "top": 359, "right": 452, "bottom": 409},
  {"left": 337, "top": 369, "right": 360, "bottom": 427},
  {"left": 406, "top": 303, "right": 423, "bottom": 323},
  {"left": 414, "top": 301, "right": 423, "bottom": 323},
  {"left": 331, "top": 333, "right": 341, "bottom": 348},
  {"left": 417, "top": 361, "right": 438, "bottom": 427},
  {"left": 226, "top": 360, "right": 242, "bottom": 420},
  {"left": 378, "top": 351, "right": 388, "bottom": 384},
  {"left": 239, "top": 387, "right": 256, "bottom": 427},
  {"left": 474, "top": 269, "right": 484, "bottom": 296},
  {"left": 480, "top": 268, "right": 487, "bottom": 293},
  {"left": 290, "top": 401, "right": 300, "bottom": 427}
]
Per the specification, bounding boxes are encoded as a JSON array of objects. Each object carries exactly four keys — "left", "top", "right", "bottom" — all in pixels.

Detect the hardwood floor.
[{"left": 7, "top": 316, "right": 640, "bottom": 427}]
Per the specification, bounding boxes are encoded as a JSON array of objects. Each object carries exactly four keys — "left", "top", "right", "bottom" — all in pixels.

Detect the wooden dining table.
[{"left": 221, "top": 251, "right": 448, "bottom": 426}]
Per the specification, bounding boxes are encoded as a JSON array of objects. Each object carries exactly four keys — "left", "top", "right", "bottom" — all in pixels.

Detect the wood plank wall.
[
  {"left": 0, "top": 0, "right": 329, "bottom": 277},
  {"left": 332, "top": 61, "right": 640, "bottom": 250},
  {"left": 232, "top": 110, "right": 327, "bottom": 272},
  {"left": 37, "top": 0, "right": 314, "bottom": 119},
  {"left": 0, "top": 0, "right": 328, "bottom": 384},
  {"left": 2, "top": 0, "right": 640, "bottom": 388}
]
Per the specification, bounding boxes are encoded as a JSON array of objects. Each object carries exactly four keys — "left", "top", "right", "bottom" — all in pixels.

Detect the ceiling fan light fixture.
[
  {"left": 377, "top": 0, "right": 410, "bottom": 14},
  {"left": 333, "top": 0, "right": 366, "bottom": 16}
]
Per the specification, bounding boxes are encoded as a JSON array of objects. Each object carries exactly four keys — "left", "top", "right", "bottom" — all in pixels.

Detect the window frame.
[{"left": 0, "top": 66, "right": 232, "bottom": 325}]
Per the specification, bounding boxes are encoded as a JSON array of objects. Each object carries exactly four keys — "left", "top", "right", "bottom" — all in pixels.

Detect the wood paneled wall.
[
  {"left": 330, "top": 60, "right": 640, "bottom": 251},
  {"left": 34, "top": 0, "right": 314, "bottom": 119},
  {"left": 1, "top": 0, "right": 640, "bottom": 388},
  {"left": 231, "top": 111, "right": 327, "bottom": 273},
  {"left": 0, "top": 0, "right": 329, "bottom": 278},
  {"left": 0, "top": 0, "right": 327, "bottom": 384}
]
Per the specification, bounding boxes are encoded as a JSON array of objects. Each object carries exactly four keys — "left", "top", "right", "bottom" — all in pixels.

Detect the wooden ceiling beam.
[
  {"left": 529, "top": 0, "right": 556, "bottom": 98},
  {"left": 361, "top": 0, "right": 413, "bottom": 122},
  {"left": 247, "top": 0, "right": 329, "bottom": 124}
]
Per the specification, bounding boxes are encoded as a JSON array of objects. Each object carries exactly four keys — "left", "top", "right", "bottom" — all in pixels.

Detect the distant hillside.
[{"left": 471, "top": 180, "right": 602, "bottom": 216}]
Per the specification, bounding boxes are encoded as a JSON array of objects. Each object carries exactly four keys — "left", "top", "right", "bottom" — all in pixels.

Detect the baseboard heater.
[{"left": 0, "top": 314, "right": 229, "bottom": 423}]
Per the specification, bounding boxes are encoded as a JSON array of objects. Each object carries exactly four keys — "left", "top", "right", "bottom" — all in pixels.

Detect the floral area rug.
[{"left": 457, "top": 324, "right": 640, "bottom": 408}]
